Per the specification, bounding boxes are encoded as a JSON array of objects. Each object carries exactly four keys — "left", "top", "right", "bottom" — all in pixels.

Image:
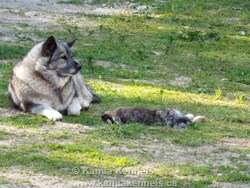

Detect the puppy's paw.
[
  {"left": 192, "top": 116, "right": 206, "bottom": 123},
  {"left": 106, "top": 119, "right": 113, "bottom": 124},
  {"left": 45, "top": 111, "right": 63, "bottom": 121},
  {"left": 185, "top": 114, "right": 194, "bottom": 121}
]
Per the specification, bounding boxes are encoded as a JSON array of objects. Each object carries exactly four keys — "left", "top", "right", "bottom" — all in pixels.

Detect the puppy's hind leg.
[{"left": 30, "top": 104, "right": 63, "bottom": 121}]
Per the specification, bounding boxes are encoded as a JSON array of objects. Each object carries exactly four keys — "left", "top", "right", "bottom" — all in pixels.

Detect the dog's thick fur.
[
  {"left": 102, "top": 107, "right": 206, "bottom": 128},
  {"left": 8, "top": 36, "right": 99, "bottom": 121}
]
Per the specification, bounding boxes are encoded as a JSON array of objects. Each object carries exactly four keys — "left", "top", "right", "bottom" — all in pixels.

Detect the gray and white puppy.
[
  {"left": 102, "top": 107, "right": 205, "bottom": 128},
  {"left": 8, "top": 36, "right": 99, "bottom": 121}
]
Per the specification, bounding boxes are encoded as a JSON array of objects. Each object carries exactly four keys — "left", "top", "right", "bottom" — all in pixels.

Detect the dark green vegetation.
[
  {"left": 57, "top": 0, "right": 84, "bottom": 5},
  {"left": 0, "top": 0, "right": 249, "bottom": 187}
]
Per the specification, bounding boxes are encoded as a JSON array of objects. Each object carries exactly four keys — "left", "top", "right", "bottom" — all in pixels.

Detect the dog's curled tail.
[
  {"left": 186, "top": 114, "right": 206, "bottom": 123},
  {"left": 92, "top": 94, "right": 101, "bottom": 104}
]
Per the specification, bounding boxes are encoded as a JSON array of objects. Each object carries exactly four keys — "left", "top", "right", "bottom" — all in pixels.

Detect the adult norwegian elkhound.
[{"left": 8, "top": 36, "right": 99, "bottom": 121}]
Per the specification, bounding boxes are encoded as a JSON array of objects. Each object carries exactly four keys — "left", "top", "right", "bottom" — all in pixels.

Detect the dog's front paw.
[
  {"left": 68, "top": 98, "right": 82, "bottom": 116},
  {"left": 68, "top": 105, "right": 81, "bottom": 116},
  {"left": 46, "top": 111, "right": 63, "bottom": 121},
  {"left": 81, "top": 99, "right": 91, "bottom": 109}
]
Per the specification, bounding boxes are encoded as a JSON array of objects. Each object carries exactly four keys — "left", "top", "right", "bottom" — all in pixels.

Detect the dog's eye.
[{"left": 60, "top": 55, "right": 67, "bottom": 60}]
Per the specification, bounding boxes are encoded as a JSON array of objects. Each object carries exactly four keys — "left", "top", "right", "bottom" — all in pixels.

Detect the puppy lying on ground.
[{"left": 101, "top": 107, "right": 206, "bottom": 128}]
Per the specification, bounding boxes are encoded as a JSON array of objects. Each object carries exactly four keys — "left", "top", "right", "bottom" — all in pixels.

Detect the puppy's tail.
[{"left": 186, "top": 114, "right": 206, "bottom": 123}]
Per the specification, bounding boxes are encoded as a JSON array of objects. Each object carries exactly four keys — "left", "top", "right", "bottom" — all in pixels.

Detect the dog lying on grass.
[
  {"left": 102, "top": 107, "right": 206, "bottom": 128},
  {"left": 8, "top": 36, "right": 99, "bottom": 121}
]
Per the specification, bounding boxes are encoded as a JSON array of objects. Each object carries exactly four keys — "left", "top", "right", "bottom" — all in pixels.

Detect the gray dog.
[{"left": 8, "top": 36, "right": 99, "bottom": 121}]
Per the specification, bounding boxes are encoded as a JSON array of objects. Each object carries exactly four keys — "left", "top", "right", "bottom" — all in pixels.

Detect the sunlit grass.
[
  {"left": 0, "top": 114, "right": 53, "bottom": 128},
  {"left": 88, "top": 80, "right": 249, "bottom": 109},
  {"left": 0, "top": 143, "right": 139, "bottom": 178},
  {"left": 227, "top": 35, "right": 250, "bottom": 41}
]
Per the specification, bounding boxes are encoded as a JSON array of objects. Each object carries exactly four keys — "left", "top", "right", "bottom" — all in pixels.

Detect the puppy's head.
[
  {"left": 101, "top": 112, "right": 121, "bottom": 124},
  {"left": 42, "top": 36, "right": 81, "bottom": 77}
]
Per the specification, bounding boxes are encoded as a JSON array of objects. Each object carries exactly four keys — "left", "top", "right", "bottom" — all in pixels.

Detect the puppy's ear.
[
  {"left": 67, "top": 38, "right": 77, "bottom": 48},
  {"left": 42, "top": 36, "right": 57, "bottom": 57}
]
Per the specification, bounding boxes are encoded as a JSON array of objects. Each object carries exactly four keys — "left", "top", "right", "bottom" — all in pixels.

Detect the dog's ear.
[
  {"left": 42, "top": 36, "right": 57, "bottom": 57},
  {"left": 67, "top": 38, "right": 77, "bottom": 48}
]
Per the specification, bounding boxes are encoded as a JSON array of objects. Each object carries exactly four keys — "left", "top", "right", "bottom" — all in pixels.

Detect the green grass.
[
  {"left": 150, "top": 162, "right": 250, "bottom": 186},
  {"left": 57, "top": 0, "right": 84, "bottom": 5},
  {"left": 0, "top": 45, "right": 29, "bottom": 60},
  {"left": 48, "top": 131, "right": 79, "bottom": 140},
  {"left": 0, "top": 130, "right": 16, "bottom": 140},
  {"left": 0, "top": 114, "right": 53, "bottom": 128},
  {"left": 0, "top": 143, "right": 138, "bottom": 179},
  {"left": 0, "top": 0, "right": 249, "bottom": 186},
  {"left": 0, "top": 177, "right": 11, "bottom": 184}
]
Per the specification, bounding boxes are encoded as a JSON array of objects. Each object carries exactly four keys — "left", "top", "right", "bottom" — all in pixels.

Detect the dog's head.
[{"left": 41, "top": 36, "right": 81, "bottom": 77}]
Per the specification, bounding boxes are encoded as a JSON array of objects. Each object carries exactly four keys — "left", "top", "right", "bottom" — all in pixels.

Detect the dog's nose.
[{"left": 75, "top": 62, "right": 82, "bottom": 70}]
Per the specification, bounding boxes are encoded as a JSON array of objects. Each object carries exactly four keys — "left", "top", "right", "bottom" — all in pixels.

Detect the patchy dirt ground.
[
  {"left": 0, "top": 118, "right": 249, "bottom": 188},
  {"left": 0, "top": 0, "right": 125, "bottom": 43},
  {"left": 0, "top": 110, "right": 249, "bottom": 187},
  {"left": 0, "top": 1, "right": 249, "bottom": 188}
]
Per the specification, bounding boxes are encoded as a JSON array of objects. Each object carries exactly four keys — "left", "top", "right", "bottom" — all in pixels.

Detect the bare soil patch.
[
  {"left": 0, "top": 0, "right": 125, "bottom": 43},
  {"left": 170, "top": 76, "right": 192, "bottom": 87},
  {"left": 0, "top": 108, "right": 19, "bottom": 118}
]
